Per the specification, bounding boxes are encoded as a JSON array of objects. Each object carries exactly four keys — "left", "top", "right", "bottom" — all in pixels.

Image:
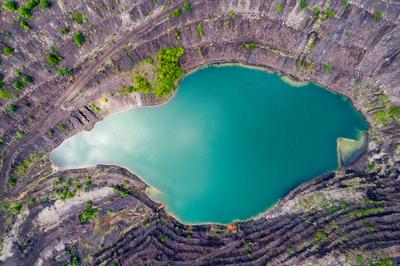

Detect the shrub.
[
  {"left": 183, "top": 2, "right": 192, "bottom": 12},
  {"left": 60, "top": 27, "right": 70, "bottom": 35},
  {"left": 170, "top": 8, "right": 182, "bottom": 18},
  {"left": 299, "top": 0, "right": 307, "bottom": 9},
  {"left": 0, "top": 138, "right": 4, "bottom": 145},
  {"left": 20, "top": 21, "right": 31, "bottom": 31},
  {"left": 325, "top": 8, "right": 335, "bottom": 18},
  {"left": 323, "top": 64, "right": 333, "bottom": 73},
  {"left": 13, "top": 80, "right": 24, "bottom": 90},
  {"left": 241, "top": 43, "right": 257, "bottom": 49},
  {"left": 21, "top": 75, "right": 33, "bottom": 84},
  {"left": 311, "top": 7, "right": 320, "bottom": 16},
  {"left": 80, "top": 207, "right": 98, "bottom": 222},
  {"left": 40, "top": 0, "right": 51, "bottom": 8},
  {"left": 160, "top": 235, "right": 168, "bottom": 243},
  {"left": 7, "top": 104, "right": 18, "bottom": 113},
  {"left": 197, "top": 22, "right": 204, "bottom": 39},
  {"left": 18, "top": 0, "right": 39, "bottom": 20},
  {"left": 373, "top": 10, "right": 383, "bottom": 21},
  {"left": 119, "top": 85, "right": 135, "bottom": 95},
  {"left": 73, "top": 31, "right": 85, "bottom": 47},
  {"left": 275, "top": 4, "right": 283, "bottom": 14},
  {"left": 154, "top": 47, "right": 185, "bottom": 98},
  {"left": 2, "top": 47, "right": 14, "bottom": 56},
  {"left": 7, "top": 177, "right": 17, "bottom": 188},
  {"left": 73, "top": 11, "right": 87, "bottom": 24},
  {"left": 57, "top": 123, "right": 69, "bottom": 131},
  {"left": 133, "top": 75, "right": 152, "bottom": 94},
  {"left": 0, "top": 89, "right": 13, "bottom": 100},
  {"left": 342, "top": 0, "right": 350, "bottom": 9},
  {"left": 3, "top": 0, "right": 19, "bottom": 12},
  {"left": 47, "top": 50, "right": 63, "bottom": 66},
  {"left": 15, "top": 130, "right": 26, "bottom": 139},
  {"left": 229, "top": 10, "right": 235, "bottom": 18},
  {"left": 11, "top": 203, "right": 22, "bottom": 213},
  {"left": 57, "top": 67, "right": 73, "bottom": 76},
  {"left": 314, "top": 231, "right": 328, "bottom": 242}
]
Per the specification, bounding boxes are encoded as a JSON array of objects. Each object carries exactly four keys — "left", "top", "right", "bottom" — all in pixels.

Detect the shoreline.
[{"left": 49, "top": 63, "right": 370, "bottom": 226}]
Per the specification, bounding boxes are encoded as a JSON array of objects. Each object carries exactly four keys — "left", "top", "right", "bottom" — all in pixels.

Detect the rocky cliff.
[{"left": 0, "top": 0, "right": 400, "bottom": 265}]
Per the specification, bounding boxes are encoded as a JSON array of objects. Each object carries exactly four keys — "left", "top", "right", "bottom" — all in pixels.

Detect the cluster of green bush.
[
  {"left": 154, "top": 47, "right": 185, "bottom": 98},
  {"left": 73, "top": 11, "right": 87, "bottom": 24},
  {"left": 169, "top": 2, "right": 192, "bottom": 18},
  {"left": 73, "top": 31, "right": 85, "bottom": 47},
  {"left": 1, "top": 201, "right": 22, "bottom": 214},
  {"left": 80, "top": 201, "right": 98, "bottom": 222},
  {"left": 47, "top": 48, "right": 63, "bottom": 66},
  {"left": 133, "top": 75, "right": 151, "bottom": 94},
  {"left": 18, "top": 0, "right": 51, "bottom": 19},
  {"left": 197, "top": 23, "right": 204, "bottom": 39},
  {"left": 57, "top": 67, "right": 74, "bottom": 76},
  {"left": 2, "top": 47, "right": 14, "bottom": 56},
  {"left": 0, "top": 74, "right": 14, "bottom": 100},
  {"left": 241, "top": 42, "right": 257, "bottom": 49},
  {"left": 374, "top": 105, "right": 400, "bottom": 126},
  {"left": 12, "top": 71, "right": 33, "bottom": 91}
]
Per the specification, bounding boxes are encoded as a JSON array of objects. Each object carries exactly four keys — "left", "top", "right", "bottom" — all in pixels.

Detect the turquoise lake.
[{"left": 51, "top": 66, "right": 368, "bottom": 224}]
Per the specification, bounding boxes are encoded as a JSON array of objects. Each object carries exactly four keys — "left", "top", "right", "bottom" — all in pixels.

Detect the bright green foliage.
[
  {"left": 60, "top": 27, "right": 70, "bottom": 35},
  {"left": 57, "top": 67, "right": 73, "bottom": 76},
  {"left": 21, "top": 75, "right": 33, "bottom": 84},
  {"left": 15, "top": 130, "right": 26, "bottom": 139},
  {"left": 18, "top": 0, "right": 39, "bottom": 19},
  {"left": 73, "top": 31, "right": 85, "bottom": 47},
  {"left": 47, "top": 50, "right": 63, "bottom": 66},
  {"left": 325, "top": 8, "right": 335, "bottom": 18},
  {"left": 58, "top": 123, "right": 69, "bottom": 131},
  {"left": 133, "top": 75, "right": 152, "bottom": 94},
  {"left": 373, "top": 10, "right": 383, "bottom": 21},
  {"left": 229, "top": 10, "right": 235, "bottom": 18},
  {"left": 73, "top": 11, "right": 87, "bottom": 24},
  {"left": 287, "top": 246, "right": 296, "bottom": 255},
  {"left": 13, "top": 80, "right": 24, "bottom": 90},
  {"left": 88, "top": 102, "right": 101, "bottom": 113},
  {"left": 56, "top": 186, "right": 75, "bottom": 200},
  {"left": 323, "top": 64, "right": 333, "bottom": 73},
  {"left": 83, "top": 178, "right": 92, "bottom": 189},
  {"left": 342, "top": 0, "right": 350, "bottom": 9},
  {"left": 183, "top": 2, "right": 192, "bottom": 12},
  {"left": 20, "top": 21, "right": 31, "bottom": 31},
  {"left": 275, "top": 4, "right": 283, "bottom": 14},
  {"left": 84, "top": 200, "right": 93, "bottom": 207},
  {"left": 0, "top": 89, "right": 13, "bottom": 100},
  {"left": 80, "top": 207, "right": 98, "bottom": 222},
  {"left": 241, "top": 43, "right": 257, "bottom": 49},
  {"left": 40, "top": 0, "right": 51, "bottom": 8},
  {"left": 160, "top": 235, "right": 168, "bottom": 243},
  {"left": 311, "top": 7, "right": 320, "bottom": 16},
  {"left": 2, "top": 47, "right": 14, "bottom": 56},
  {"left": 0, "top": 138, "right": 4, "bottom": 145},
  {"left": 154, "top": 47, "right": 185, "bottom": 98},
  {"left": 113, "top": 184, "right": 129, "bottom": 197},
  {"left": 11, "top": 203, "right": 22, "bottom": 214},
  {"left": 7, "top": 104, "right": 18, "bottom": 113},
  {"left": 3, "top": 0, "right": 19, "bottom": 12},
  {"left": 313, "top": 231, "right": 328, "bottom": 242},
  {"left": 197, "top": 22, "right": 204, "bottom": 39},
  {"left": 370, "top": 259, "right": 396, "bottom": 266},
  {"left": 119, "top": 85, "right": 135, "bottom": 95},
  {"left": 7, "top": 177, "right": 17, "bottom": 188},
  {"left": 170, "top": 8, "right": 182, "bottom": 18},
  {"left": 299, "top": 0, "right": 307, "bottom": 9}
]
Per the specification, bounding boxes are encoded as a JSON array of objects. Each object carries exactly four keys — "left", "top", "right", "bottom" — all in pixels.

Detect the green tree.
[
  {"left": 3, "top": 0, "right": 19, "bottom": 12},
  {"left": 73, "top": 31, "right": 85, "bottom": 47},
  {"left": 40, "top": 0, "right": 51, "bottom": 8},
  {"left": 299, "top": 0, "right": 307, "bottom": 9},
  {"left": 373, "top": 10, "right": 383, "bottom": 21},
  {"left": 276, "top": 4, "right": 283, "bottom": 14},
  {"left": 47, "top": 50, "right": 63, "bottom": 66},
  {"left": 183, "top": 2, "right": 192, "bottom": 12},
  {"left": 73, "top": 12, "right": 87, "bottom": 24},
  {"left": 20, "top": 21, "right": 31, "bottom": 31},
  {"left": 2, "top": 47, "right": 14, "bottom": 56},
  {"left": 7, "top": 104, "right": 18, "bottom": 113}
]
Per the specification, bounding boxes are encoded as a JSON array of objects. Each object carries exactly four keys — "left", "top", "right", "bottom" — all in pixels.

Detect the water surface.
[{"left": 51, "top": 66, "right": 368, "bottom": 224}]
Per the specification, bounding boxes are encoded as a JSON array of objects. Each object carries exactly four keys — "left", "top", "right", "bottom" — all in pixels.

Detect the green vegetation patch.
[
  {"left": 299, "top": 0, "right": 307, "bottom": 9},
  {"left": 80, "top": 204, "right": 98, "bottom": 223},
  {"left": 133, "top": 75, "right": 151, "bottom": 94},
  {"left": 57, "top": 123, "right": 69, "bottom": 132},
  {"left": 170, "top": 8, "right": 182, "bottom": 18},
  {"left": 47, "top": 49, "right": 63, "bottom": 66},
  {"left": 154, "top": 47, "right": 185, "bottom": 98},
  {"left": 183, "top": 2, "right": 192, "bottom": 12},
  {"left": 73, "top": 11, "right": 87, "bottom": 24},
  {"left": 373, "top": 10, "right": 383, "bottom": 21},
  {"left": 3, "top": 0, "right": 19, "bottom": 12},
  {"left": 276, "top": 4, "right": 283, "bottom": 13},
  {"left": 18, "top": 0, "right": 40, "bottom": 20},
  {"left": 57, "top": 67, "right": 74, "bottom": 76},
  {"left": 241, "top": 42, "right": 257, "bottom": 50},
  {"left": 73, "top": 31, "right": 85, "bottom": 47},
  {"left": 2, "top": 47, "right": 14, "bottom": 56},
  {"left": 20, "top": 21, "right": 31, "bottom": 31},
  {"left": 197, "top": 22, "right": 204, "bottom": 39},
  {"left": 0, "top": 89, "right": 14, "bottom": 100},
  {"left": 40, "top": 0, "right": 51, "bottom": 8},
  {"left": 323, "top": 64, "right": 333, "bottom": 73}
]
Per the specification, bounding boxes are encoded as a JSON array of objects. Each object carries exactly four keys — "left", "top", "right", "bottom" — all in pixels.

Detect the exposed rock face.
[{"left": 0, "top": 0, "right": 400, "bottom": 265}]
